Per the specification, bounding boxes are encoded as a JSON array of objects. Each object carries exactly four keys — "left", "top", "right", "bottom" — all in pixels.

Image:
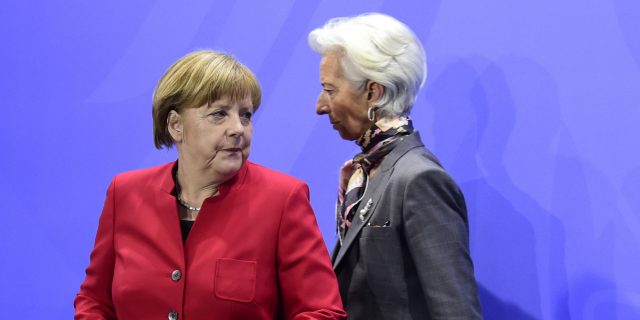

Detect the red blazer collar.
[{"left": 158, "top": 160, "right": 250, "bottom": 195}]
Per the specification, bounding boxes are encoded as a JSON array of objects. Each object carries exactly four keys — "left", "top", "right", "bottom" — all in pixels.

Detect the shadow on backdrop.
[
  {"left": 427, "top": 56, "right": 577, "bottom": 319},
  {"left": 614, "top": 0, "right": 640, "bottom": 69}
]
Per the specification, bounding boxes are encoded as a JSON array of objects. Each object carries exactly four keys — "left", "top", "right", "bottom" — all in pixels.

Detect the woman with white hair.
[{"left": 309, "top": 13, "right": 482, "bottom": 319}]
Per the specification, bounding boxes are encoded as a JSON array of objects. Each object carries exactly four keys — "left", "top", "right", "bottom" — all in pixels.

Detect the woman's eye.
[
  {"left": 240, "top": 111, "right": 253, "bottom": 124},
  {"left": 209, "top": 111, "right": 227, "bottom": 119},
  {"left": 323, "top": 88, "right": 334, "bottom": 96}
]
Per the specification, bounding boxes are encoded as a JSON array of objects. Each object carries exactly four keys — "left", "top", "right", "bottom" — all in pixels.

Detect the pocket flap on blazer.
[{"left": 214, "top": 258, "right": 257, "bottom": 303}]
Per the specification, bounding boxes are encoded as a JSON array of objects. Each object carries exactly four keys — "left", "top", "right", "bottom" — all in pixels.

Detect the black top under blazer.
[{"left": 332, "top": 132, "right": 483, "bottom": 319}]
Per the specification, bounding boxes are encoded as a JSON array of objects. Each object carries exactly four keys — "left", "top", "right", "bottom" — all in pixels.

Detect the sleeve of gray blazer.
[{"left": 403, "top": 168, "right": 483, "bottom": 319}]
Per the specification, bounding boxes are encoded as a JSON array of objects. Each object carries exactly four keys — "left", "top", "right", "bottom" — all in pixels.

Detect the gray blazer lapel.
[
  {"left": 332, "top": 132, "right": 427, "bottom": 269},
  {"left": 330, "top": 239, "right": 340, "bottom": 262},
  {"left": 332, "top": 166, "right": 394, "bottom": 269}
]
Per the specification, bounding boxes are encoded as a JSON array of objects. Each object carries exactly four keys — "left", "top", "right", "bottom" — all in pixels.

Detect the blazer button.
[
  {"left": 168, "top": 310, "right": 178, "bottom": 320},
  {"left": 171, "top": 269, "right": 182, "bottom": 281}
]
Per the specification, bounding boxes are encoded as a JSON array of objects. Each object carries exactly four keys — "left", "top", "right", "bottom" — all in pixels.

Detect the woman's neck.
[{"left": 175, "top": 157, "right": 224, "bottom": 207}]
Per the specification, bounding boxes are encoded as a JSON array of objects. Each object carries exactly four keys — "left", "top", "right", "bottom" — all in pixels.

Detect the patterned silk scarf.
[{"left": 337, "top": 116, "right": 414, "bottom": 242}]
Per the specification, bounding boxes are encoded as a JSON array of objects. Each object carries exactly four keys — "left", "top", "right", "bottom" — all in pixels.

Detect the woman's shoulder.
[
  {"left": 395, "top": 145, "right": 444, "bottom": 172},
  {"left": 111, "top": 162, "right": 174, "bottom": 189},
  {"left": 391, "top": 146, "right": 458, "bottom": 186},
  {"left": 245, "top": 161, "right": 305, "bottom": 189}
]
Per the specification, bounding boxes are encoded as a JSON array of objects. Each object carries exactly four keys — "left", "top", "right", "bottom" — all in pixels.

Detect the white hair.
[{"left": 308, "top": 13, "right": 427, "bottom": 116}]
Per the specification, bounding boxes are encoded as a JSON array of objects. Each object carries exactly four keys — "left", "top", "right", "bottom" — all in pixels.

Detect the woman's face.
[
  {"left": 174, "top": 96, "right": 253, "bottom": 179},
  {"left": 316, "top": 52, "right": 370, "bottom": 141}
]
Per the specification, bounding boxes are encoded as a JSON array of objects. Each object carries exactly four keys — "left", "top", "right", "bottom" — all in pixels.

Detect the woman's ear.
[
  {"left": 366, "top": 81, "right": 385, "bottom": 104},
  {"left": 167, "top": 110, "right": 183, "bottom": 143}
]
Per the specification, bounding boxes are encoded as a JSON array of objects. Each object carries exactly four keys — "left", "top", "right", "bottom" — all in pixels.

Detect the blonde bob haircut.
[{"left": 152, "top": 50, "right": 261, "bottom": 149}]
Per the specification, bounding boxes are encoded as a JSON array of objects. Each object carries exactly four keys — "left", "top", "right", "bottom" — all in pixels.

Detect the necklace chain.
[{"left": 177, "top": 195, "right": 200, "bottom": 211}]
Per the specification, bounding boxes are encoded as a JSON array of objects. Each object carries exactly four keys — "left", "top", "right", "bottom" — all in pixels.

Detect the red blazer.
[{"left": 75, "top": 161, "right": 346, "bottom": 320}]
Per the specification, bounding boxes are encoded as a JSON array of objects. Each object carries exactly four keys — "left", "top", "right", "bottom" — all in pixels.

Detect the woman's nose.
[
  {"left": 316, "top": 94, "right": 329, "bottom": 115},
  {"left": 227, "top": 114, "right": 245, "bottom": 136}
]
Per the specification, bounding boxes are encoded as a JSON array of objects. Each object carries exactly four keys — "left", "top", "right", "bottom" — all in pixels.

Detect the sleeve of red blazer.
[
  {"left": 277, "top": 182, "right": 347, "bottom": 320},
  {"left": 74, "top": 179, "right": 117, "bottom": 319}
]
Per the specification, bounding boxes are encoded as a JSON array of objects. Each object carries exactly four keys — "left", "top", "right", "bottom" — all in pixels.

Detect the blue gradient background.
[{"left": 2, "top": 0, "right": 639, "bottom": 318}]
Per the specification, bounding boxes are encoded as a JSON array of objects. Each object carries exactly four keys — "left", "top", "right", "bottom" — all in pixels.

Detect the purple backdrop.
[{"left": 1, "top": 0, "right": 639, "bottom": 318}]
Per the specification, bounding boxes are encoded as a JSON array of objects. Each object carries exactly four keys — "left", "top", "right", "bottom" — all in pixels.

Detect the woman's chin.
[{"left": 215, "top": 159, "right": 244, "bottom": 179}]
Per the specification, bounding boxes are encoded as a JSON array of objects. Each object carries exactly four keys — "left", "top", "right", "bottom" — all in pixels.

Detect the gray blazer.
[{"left": 332, "top": 132, "right": 482, "bottom": 319}]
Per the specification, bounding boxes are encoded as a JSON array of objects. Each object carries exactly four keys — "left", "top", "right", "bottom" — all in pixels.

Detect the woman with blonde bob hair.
[
  {"left": 309, "top": 13, "right": 482, "bottom": 319},
  {"left": 75, "top": 50, "right": 346, "bottom": 320}
]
